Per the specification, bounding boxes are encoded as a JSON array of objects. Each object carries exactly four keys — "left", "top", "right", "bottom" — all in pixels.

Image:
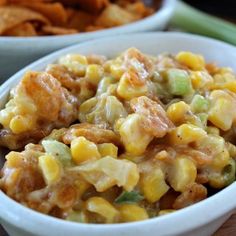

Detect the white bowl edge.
[{"left": 0, "top": 32, "right": 236, "bottom": 236}]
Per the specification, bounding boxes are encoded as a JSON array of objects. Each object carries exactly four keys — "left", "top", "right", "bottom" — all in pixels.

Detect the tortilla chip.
[
  {"left": 85, "top": 25, "right": 105, "bottom": 32},
  {"left": 0, "top": 6, "right": 50, "bottom": 34},
  {"left": 67, "top": 9, "right": 95, "bottom": 31},
  {"left": 60, "top": 0, "right": 109, "bottom": 13},
  {"left": 18, "top": 2, "right": 67, "bottom": 26},
  {"left": 3, "top": 22, "right": 37, "bottom": 36},
  {"left": 96, "top": 4, "right": 138, "bottom": 27},
  {"left": 0, "top": 0, "right": 7, "bottom": 6},
  {"left": 41, "top": 25, "right": 77, "bottom": 35}
]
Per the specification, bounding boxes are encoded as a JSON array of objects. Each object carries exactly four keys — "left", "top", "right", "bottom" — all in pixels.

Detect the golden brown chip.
[
  {"left": 0, "top": 6, "right": 50, "bottom": 35},
  {"left": 66, "top": 9, "right": 95, "bottom": 31},
  {"left": 3, "top": 22, "right": 37, "bottom": 36},
  {"left": 0, "top": 0, "right": 7, "bottom": 6},
  {"left": 60, "top": 0, "right": 109, "bottom": 13},
  {"left": 18, "top": 2, "right": 67, "bottom": 26},
  {"left": 62, "top": 123, "right": 121, "bottom": 146},
  {"left": 85, "top": 25, "right": 104, "bottom": 32},
  {"left": 41, "top": 25, "right": 77, "bottom": 35},
  {"left": 95, "top": 4, "right": 138, "bottom": 28}
]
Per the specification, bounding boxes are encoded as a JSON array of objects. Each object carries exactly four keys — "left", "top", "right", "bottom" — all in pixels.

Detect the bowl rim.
[
  {"left": 0, "top": 31, "right": 236, "bottom": 235},
  {"left": 0, "top": 0, "right": 175, "bottom": 43}
]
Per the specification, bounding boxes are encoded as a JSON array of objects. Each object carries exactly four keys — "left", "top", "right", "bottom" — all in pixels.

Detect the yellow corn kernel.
[
  {"left": 190, "top": 71, "right": 213, "bottom": 89},
  {"left": 166, "top": 101, "right": 190, "bottom": 124},
  {"left": 71, "top": 137, "right": 101, "bottom": 164},
  {"left": 169, "top": 124, "right": 207, "bottom": 145},
  {"left": 97, "top": 143, "right": 118, "bottom": 158},
  {"left": 117, "top": 72, "right": 147, "bottom": 100},
  {"left": 119, "top": 114, "right": 153, "bottom": 155},
  {"left": 226, "top": 142, "right": 236, "bottom": 158},
  {"left": 110, "top": 62, "right": 124, "bottom": 79},
  {"left": 222, "top": 81, "right": 236, "bottom": 93},
  {"left": 0, "top": 109, "right": 14, "bottom": 127},
  {"left": 118, "top": 204, "right": 148, "bottom": 222},
  {"left": 9, "top": 115, "right": 34, "bottom": 134},
  {"left": 86, "top": 197, "right": 119, "bottom": 223},
  {"left": 211, "top": 148, "right": 230, "bottom": 171},
  {"left": 59, "top": 54, "right": 88, "bottom": 76},
  {"left": 206, "top": 126, "right": 220, "bottom": 135},
  {"left": 217, "top": 81, "right": 236, "bottom": 93},
  {"left": 208, "top": 98, "right": 234, "bottom": 131},
  {"left": 168, "top": 157, "right": 197, "bottom": 192},
  {"left": 140, "top": 168, "right": 169, "bottom": 203},
  {"left": 176, "top": 51, "right": 205, "bottom": 71},
  {"left": 15, "top": 96, "right": 37, "bottom": 114},
  {"left": 38, "top": 154, "right": 61, "bottom": 185},
  {"left": 74, "top": 178, "right": 91, "bottom": 197},
  {"left": 158, "top": 210, "right": 176, "bottom": 216},
  {"left": 86, "top": 64, "right": 104, "bottom": 86},
  {"left": 5, "top": 151, "right": 24, "bottom": 168},
  {"left": 78, "top": 97, "right": 97, "bottom": 122}
]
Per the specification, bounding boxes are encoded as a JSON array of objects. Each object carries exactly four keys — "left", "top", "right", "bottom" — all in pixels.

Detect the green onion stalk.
[{"left": 170, "top": 1, "right": 236, "bottom": 46}]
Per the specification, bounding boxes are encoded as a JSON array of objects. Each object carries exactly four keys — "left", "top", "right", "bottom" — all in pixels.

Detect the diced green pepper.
[
  {"left": 166, "top": 69, "right": 193, "bottom": 96},
  {"left": 209, "top": 158, "right": 236, "bottom": 188},
  {"left": 191, "top": 95, "right": 209, "bottom": 113},
  {"left": 197, "top": 113, "right": 208, "bottom": 128},
  {"left": 42, "top": 140, "right": 72, "bottom": 166},
  {"left": 223, "top": 158, "right": 236, "bottom": 186},
  {"left": 115, "top": 191, "right": 144, "bottom": 204}
]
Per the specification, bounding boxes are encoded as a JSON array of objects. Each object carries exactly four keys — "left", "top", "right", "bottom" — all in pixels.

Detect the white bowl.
[
  {"left": 1, "top": 32, "right": 236, "bottom": 236},
  {"left": 0, "top": 0, "right": 175, "bottom": 80}
]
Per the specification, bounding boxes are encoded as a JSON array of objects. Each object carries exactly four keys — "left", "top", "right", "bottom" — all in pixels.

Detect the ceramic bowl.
[
  {"left": 0, "top": 32, "right": 236, "bottom": 236},
  {"left": 0, "top": 0, "right": 175, "bottom": 80}
]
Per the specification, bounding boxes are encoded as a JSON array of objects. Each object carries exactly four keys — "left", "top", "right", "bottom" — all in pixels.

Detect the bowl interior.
[{"left": 0, "top": 32, "right": 236, "bottom": 236}]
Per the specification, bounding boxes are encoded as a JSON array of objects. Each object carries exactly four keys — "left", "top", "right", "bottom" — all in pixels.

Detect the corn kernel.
[
  {"left": 0, "top": 109, "right": 14, "bottom": 127},
  {"left": 97, "top": 143, "right": 118, "bottom": 158},
  {"left": 166, "top": 101, "right": 190, "bottom": 124},
  {"left": 206, "top": 126, "right": 220, "bottom": 135},
  {"left": 226, "top": 142, "right": 236, "bottom": 158},
  {"left": 117, "top": 71, "right": 147, "bottom": 100},
  {"left": 190, "top": 71, "right": 213, "bottom": 89},
  {"left": 59, "top": 54, "right": 88, "bottom": 76},
  {"left": 71, "top": 137, "right": 101, "bottom": 164},
  {"left": 5, "top": 151, "right": 24, "bottom": 168},
  {"left": 211, "top": 148, "right": 230, "bottom": 171},
  {"left": 168, "top": 157, "right": 197, "bottom": 192},
  {"left": 86, "top": 64, "right": 104, "bottom": 86},
  {"left": 169, "top": 124, "right": 207, "bottom": 145},
  {"left": 219, "top": 81, "right": 236, "bottom": 93},
  {"left": 110, "top": 62, "right": 124, "bottom": 79},
  {"left": 176, "top": 52, "right": 205, "bottom": 71},
  {"left": 118, "top": 204, "right": 148, "bottom": 222},
  {"left": 74, "top": 178, "right": 91, "bottom": 197},
  {"left": 208, "top": 98, "right": 234, "bottom": 131},
  {"left": 78, "top": 97, "right": 97, "bottom": 122},
  {"left": 86, "top": 197, "right": 119, "bottom": 223},
  {"left": 9, "top": 115, "right": 34, "bottom": 134},
  {"left": 38, "top": 154, "right": 61, "bottom": 185},
  {"left": 119, "top": 114, "right": 153, "bottom": 155},
  {"left": 140, "top": 168, "right": 169, "bottom": 203}
]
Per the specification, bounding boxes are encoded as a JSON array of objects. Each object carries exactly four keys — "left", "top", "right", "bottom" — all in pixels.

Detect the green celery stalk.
[
  {"left": 170, "top": 1, "right": 236, "bottom": 45},
  {"left": 167, "top": 69, "right": 193, "bottom": 96},
  {"left": 190, "top": 95, "right": 209, "bottom": 113}
]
